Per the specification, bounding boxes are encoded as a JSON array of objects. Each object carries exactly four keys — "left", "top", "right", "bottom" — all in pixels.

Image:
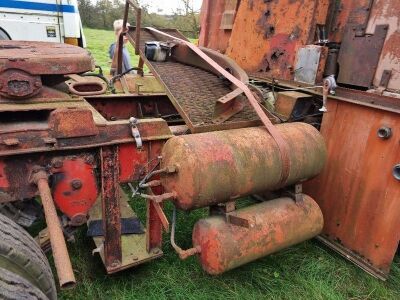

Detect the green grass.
[
  {"left": 83, "top": 27, "right": 141, "bottom": 75},
  {"left": 58, "top": 193, "right": 400, "bottom": 300},
  {"left": 56, "top": 28, "right": 400, "bottom": 299}
]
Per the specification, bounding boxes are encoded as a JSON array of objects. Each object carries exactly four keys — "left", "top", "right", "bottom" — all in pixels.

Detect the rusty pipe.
[
  {"left": 31, "top": 170, "right": 76, "bottom": 289},
  {"left": 171, "top": 206, "right": 201, "bottom": 260}
]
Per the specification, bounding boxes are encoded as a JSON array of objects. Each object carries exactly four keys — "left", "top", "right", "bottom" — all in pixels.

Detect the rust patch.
[
  {"left": 304, "top": 99, "right": 400, "bottom": 276},
  {"left": 193, "top": 196, "right": 323, "bottom": 275},
  {"left": 0, "top": 160, "right": 8, "bottom": 189},
  {"left": 49, "top": 108, "right": 99, "bottom": 138},
  {"left": 0, "top": 40, "right": 94, "bottom": 75}
]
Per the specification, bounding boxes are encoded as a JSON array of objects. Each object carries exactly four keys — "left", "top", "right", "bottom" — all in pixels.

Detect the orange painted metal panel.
[
  {"left": 367, "top": 0, "right": 400, "bottom": 90},
  {"left": 198, "top": 0, "right": 237, "bottom": 53},
  {"left": 304, "top": 99, "right": 400, "bottom": 277},
  {"left": 0, "top": 160, "right": 8, "bottom": 189},
  {"left": 226, "top": 0, "right": 329, "bottom": 80},
  {"left": 329, "top": 0, "right": 373, "bottom": 42}
]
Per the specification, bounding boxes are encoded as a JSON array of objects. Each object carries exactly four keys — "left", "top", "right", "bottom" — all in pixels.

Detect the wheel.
[
  {"left": 0, "top": 267, "right": 48, "bottom": 300},
  {"left": 0, "top": 213, "right": 57, "bottom": 300},
  {"left": 0, "top": 199, "right": 42, "bottom": 227},
  {"left": 0, "top": 28, "right": 10, "bottom": 40}
]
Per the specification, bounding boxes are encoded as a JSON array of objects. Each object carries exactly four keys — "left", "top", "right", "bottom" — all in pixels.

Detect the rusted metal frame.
[
  {"left": 145, "top": 141, "right": 165, "bottom": 251},
  {"left": 0, "top": 121, "right": 182, "bottom": 157},
  {"left": 30, "top": 169, "right": 76, "bottom": 289},
  {"left": 100, "top": 146, "right": 122, "bottom": 271},
  {"left": 316, "top": 236, "right": 387, "bottom": 281},
  {"left": 126, "top": 34, "right": 257, "bottom": 130},
  {"left": 198, "top": 0, "right": 211, "bottom": 46},
  {"left": 354, "top": 0, "right": 374, "bottom": 36},
  {"left": 66, "top": 74, "right": 107, "bottom": 96},
  {"left": 117, "top": 2, "right": 129, "bottom": 74},
  {"left": 117, "top": 0, "right": 141, "bottom": 74},
  {"left": 145, "top": 27, "right": 291, "bottom": 186},
  {"left": 0, "top": 40, "right": 94, "bottom": 75},
  {"left": 124, "top": 33, "right": 196, "bottom": 132},
  {"left": 250, "top": 76, "right": 400, "bottom": 114},
  {"left": 213, "top": 88, "right": 245, "bottom": 124}
]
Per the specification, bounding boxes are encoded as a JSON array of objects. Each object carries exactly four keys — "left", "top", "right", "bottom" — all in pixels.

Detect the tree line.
[{"left": 77, "top": 0, "right": 200, "bottom": 38}]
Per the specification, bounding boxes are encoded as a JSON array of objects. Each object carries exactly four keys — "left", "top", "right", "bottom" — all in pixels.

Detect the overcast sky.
[{"left": 138, "top": 0, "right": 203, "bottom": 14}]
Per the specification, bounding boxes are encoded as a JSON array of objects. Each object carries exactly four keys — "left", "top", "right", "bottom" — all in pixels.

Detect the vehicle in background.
[{"left": 0, "top": 0, "right": 86, "bottom": 47}]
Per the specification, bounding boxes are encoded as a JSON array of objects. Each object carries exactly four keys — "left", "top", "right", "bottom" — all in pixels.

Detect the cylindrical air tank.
[
  {"left": 192, "top": 195, "right": 323, "bottom": 275},
  {"left": 160, "top": 123, "right": 326, "bottom": 210}
]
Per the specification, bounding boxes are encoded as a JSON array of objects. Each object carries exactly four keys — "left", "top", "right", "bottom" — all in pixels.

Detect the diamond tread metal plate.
[{"left": 129, "top": 28, "right": 260, "bottom": 133}]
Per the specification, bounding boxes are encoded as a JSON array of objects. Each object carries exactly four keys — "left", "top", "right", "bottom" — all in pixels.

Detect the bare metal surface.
[{"left": 31, "top": 170, "right": 76, "bottom": 289}]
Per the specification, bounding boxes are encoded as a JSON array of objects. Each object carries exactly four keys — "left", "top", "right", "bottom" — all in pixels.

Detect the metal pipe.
[
  {"left": 171, "top": 206, "right": 201, "bottom": 260},
  {"left": 31, "top": 170, "right": 76, "bottom": 289}
]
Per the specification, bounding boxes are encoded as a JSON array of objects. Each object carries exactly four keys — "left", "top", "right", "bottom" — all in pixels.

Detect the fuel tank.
[
  {"left": 192, "top": 195, "right": 323, "bottom": 275},
  {"left": 160, "top": 123, "right": 326, "bottom": 210}
]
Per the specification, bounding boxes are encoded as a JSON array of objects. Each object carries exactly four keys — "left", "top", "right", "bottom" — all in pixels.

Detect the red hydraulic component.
[
  {"left": 192, "top": 195, "right": 323, "bottom": 275},
  {"left": 51, "top": 156, "right": 98, "bottom": 226},
  {"left": 160, "top": 122, "right": 326, "bottom": 210}
]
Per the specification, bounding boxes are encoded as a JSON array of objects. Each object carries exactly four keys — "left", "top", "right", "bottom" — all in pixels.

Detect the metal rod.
[
  {"left": 170, "top": 206, "right": 200, "bottom": 260},
  {"left": 31, "top": 170, "right": 76, "bottom": 289},
  {"left": 100, "top": 146, "right": 122, "bottom": 271},
  {"left": 135, "top": 7, "right": 142, "bottom": 55}
]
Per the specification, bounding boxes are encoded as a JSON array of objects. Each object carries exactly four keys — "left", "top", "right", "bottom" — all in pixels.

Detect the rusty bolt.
[
  {"left": 71, "top": 179, "right": 82, "bottom": 190},
  {"left": 69, "top": 213, "right": 87, "bottom": 226},
  {"left": 110, "top": 260, "right": 121, "bottom": 268},
  {"left": 52, "top": 159, "right": 63, "bottom": 169}
]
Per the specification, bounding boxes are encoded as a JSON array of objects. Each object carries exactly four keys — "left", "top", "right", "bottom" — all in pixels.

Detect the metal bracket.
[
  {"left": 210, "top": 201, "right": 254, "bottom": 228},
  {"left": 129, "top": 117, "right": 143, "bottom": 149},
  {"left": 226, "top": 213, "right": 255, "bottom": 228},
  {"left": 212, "top": 88, "right": 245, "bottom": 124},
  {"left": 285, "top": 184, "right": 304, "bottom": 203}
]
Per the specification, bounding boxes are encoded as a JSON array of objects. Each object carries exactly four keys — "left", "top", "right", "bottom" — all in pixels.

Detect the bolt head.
[{"left": 71, "top": 179, "right": 82, "bottom": 190}]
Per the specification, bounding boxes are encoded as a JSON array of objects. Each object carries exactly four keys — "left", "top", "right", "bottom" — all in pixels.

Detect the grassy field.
[
  {"left": 56, "top": 28, "right": 400, "bottom": 300},
  {"left": 83, "top": 27, "right": 141, "bottom": 75}
]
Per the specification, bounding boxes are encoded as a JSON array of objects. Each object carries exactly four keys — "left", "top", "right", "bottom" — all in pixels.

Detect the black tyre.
[
  {"left": 0, "top": 28, "right": 10, "bottom": 40},
  {"left": 0, "top": 267, "right": 48, "bottom": 300},
  {"left": 0, "top": 213, "right": 57, "bottom": 300}
]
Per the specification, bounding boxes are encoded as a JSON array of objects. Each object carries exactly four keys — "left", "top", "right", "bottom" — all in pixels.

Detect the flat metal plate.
[
  {"left": 337, "top": 25, "right": 388, "bottom": 88},
  {"left": 89, "top": 188, "right": 162, "bottom": 274},
  {"left": 0, "top": 41, "right": 94, "bottom": 75},
  {"left": 128, "top": 28, "right": 260, "bottom": 133},
  {"left": 294, "top": 46, "right": 322, "bottom": 85},
  {"left": 304, "top": 99, "right": 400, "bottom": 278}
]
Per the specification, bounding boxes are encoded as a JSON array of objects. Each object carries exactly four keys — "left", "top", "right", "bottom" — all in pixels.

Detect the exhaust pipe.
[{"left": 31, "top": 169, "right": 76, "bottom": 289}]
